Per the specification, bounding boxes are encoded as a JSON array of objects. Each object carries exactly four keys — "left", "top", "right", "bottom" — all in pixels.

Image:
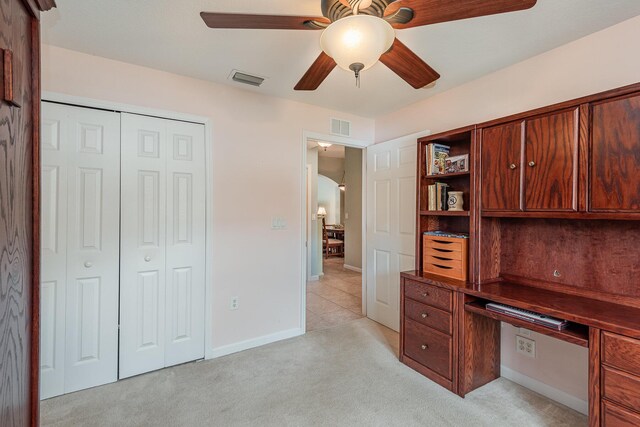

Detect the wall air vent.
[
  {"left": 330, "top": 118, "right": 351, "bottom": 137},
  {"left": 229, "top": 70, "right": 266, "bottom": 87}
]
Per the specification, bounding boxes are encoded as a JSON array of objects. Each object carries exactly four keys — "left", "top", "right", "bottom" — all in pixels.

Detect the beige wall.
[
  {"left": 371, "top": 14, "right": 640, "bottom": 412},
  {"left": 343, "top": 148, "right": 362, "bottom": 269},
  {"left": 41, "top": 45, "right": 375, "bottom": 352}
]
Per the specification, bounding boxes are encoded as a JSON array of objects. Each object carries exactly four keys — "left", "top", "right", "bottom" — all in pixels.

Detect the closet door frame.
[{"left": 41, "top": 93, "right": 215, "bottom": 360}]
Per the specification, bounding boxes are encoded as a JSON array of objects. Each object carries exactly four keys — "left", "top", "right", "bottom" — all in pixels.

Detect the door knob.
[
  {"left": 144, "top": 256, "right": 151, "bottom": 262},
  {"left": 84, "top": 261, "right": 93, "bottom": 268},
  {"left": 528, "top": 161, "right": 536, "bottom": 167},
  {"left": 509, "top": 163, "right": 517, "bottom": 170}
]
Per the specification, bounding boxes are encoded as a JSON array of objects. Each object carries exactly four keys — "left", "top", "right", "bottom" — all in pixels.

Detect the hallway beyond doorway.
[{"left": 306, "top": 258, "right": 363, "bottom": 332}]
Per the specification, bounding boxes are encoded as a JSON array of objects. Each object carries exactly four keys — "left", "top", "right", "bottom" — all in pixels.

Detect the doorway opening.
[{"left": 305, "top": 140, "right": 365, "bottom": 332}]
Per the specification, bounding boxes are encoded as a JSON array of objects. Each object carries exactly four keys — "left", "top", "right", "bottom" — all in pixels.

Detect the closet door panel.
[
  {"left": 119, "top": 114, "right": 167, "bottom": 378},
  {"left": 64, "top": 108, "right": 121, "bottom": 392},
  {"left": 40, "top": 103, "right": 69, "bottom": 399},
  {"left": 165, "top": 122, "right": 206, "bottom": 366}
]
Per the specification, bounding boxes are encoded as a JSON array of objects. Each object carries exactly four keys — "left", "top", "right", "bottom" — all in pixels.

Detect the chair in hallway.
[{"left": 323, "top": 220, "right": 344, "bottom": 258}]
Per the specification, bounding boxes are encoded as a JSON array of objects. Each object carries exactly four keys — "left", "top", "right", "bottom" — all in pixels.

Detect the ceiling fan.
[{"left": 201, "top": 0, "right": 537, "bottom": 91}]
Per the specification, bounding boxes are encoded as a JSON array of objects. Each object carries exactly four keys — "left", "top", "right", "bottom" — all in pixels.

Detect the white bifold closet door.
[
  {"left": 40, "top": 102, "right": 121, "bottom": 399},
  {"left": 119, "top": 113, "right": 206, "bottom": 379}
]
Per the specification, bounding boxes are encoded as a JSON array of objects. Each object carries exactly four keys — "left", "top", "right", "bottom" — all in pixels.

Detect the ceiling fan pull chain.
[{"left": 349, "top": 62, "right": 364, "bottom": 88}]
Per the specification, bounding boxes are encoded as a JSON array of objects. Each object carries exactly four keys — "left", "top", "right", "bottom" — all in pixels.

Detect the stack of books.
[
  {"left": 428, "top": 183, "right": 450, "bottom": 211},
  {"left": 426, "top": 143, "right": 470, "bottom": 175}
]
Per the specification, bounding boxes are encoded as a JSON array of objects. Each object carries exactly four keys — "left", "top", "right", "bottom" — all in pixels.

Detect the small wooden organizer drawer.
[
  {"left": 405, "top": 298, "right": 452, "bottom": 335},
  {"left": 602, "top": 332, "right": 640, "bottom": 377},
  {"left": 404, "top": 319, "right": 452, "bottom": 380},
  {"left": 602, "top": 366, "right": 640, "bottom": 411},
  {"left": 404, "top": 280, "right": 452, "bottom": 312},
  {"left": 602, "top": 400, "right": 640, "bottom": 427},
  {"left": 423, "top": 234, "right": 468, "bottom": 281}
]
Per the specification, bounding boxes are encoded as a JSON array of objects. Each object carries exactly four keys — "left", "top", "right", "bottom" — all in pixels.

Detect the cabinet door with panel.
[
  {"left": 524, "top": 108, "right": 578, "bottom": 211},
  {"left": 480, "top": 121, "right": 523, "bottom": 211},
  {"left": 590, "top": 93, "right": 640, "bottom": 212}
]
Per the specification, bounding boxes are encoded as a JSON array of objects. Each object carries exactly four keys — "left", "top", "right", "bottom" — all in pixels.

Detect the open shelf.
[
  {"left": 425, "top": 171, "right": 471, "bottom": 179},
  {"left": 420, "top": 210, "right": 470, "bottom": 217},
  {"left": 465, "top": 301, "right": 589, "bottom": 347}
]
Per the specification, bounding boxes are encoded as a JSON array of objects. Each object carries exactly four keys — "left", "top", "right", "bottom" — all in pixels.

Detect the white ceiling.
[{"left": 42, "top": 0, "right": 640, "bottom": 118}]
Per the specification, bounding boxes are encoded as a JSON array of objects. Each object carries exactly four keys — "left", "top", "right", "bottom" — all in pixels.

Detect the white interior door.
[
  {"left": 164, "top": 120, "right": 206, "bottom": 366},
  {"left": 119, "top": 114, "right": 206, "bottom": 378},
  {"left": 366, "top": 134, "right": 419, "bottom": 331},
  {"left": 40, "top": 104, "right": 69, "bottom": 399},
  {"left": 119, "top": 114, "right": 168, "bottom": 378},
  {"left": 40, "top": 102, "right": 121, "bottom": 398}
]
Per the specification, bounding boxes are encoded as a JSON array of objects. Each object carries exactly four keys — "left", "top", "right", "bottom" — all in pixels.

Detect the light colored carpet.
[{"left": 41, "top": 318, "right": 586, "bottom": 427}]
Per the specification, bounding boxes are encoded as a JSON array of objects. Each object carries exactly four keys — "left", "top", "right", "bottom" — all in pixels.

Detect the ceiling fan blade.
[
  {"left": 294, "top": 52, "right": 337, "bottom": 91},
  {"left": 385, "top": 0, "right": 537, "bottom": 28},
  {"left": 200, "top": 12, "right": 330, "bottom": 30},
  {"left": 379, "top": 38, "right": 440, "bottom": 89}
]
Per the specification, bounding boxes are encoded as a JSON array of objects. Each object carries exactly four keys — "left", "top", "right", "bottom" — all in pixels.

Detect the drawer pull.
[
  {"left": 432, "top": 264, "right": 453, "bottom": 270},
  {"left": 432, "top": 240, "right": 454, "bottom": 245},
  {"left": 421, "top": 344, "right": 429, "bottom": 350},
  {"left": 421, "top": 292, "right": 429, "bottom": 297},
  {"left": 433, "top": 248, "right": 453, "bottom": 253},
  {"left": 421, "top": 313, "right": 429, "bottom": 318},
  {"left": 431, "top": 255, "right": 450, "bottom": 261}
]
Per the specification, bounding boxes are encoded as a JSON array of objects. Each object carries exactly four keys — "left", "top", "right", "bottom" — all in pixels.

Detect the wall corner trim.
[
  {"left": 206, "top": 328, "right": 304, "bottom": 360},
  {"left": 500, "top": 365, "right": 588, "bottom": 415}
]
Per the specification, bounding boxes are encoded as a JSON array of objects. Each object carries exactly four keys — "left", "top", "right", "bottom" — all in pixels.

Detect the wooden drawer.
[
  {"left": 426, "top": 246, "right": 463, "bottom": 261},
  {"left": 602, "top": 332, "right": 640, "bottom": 377},
  {"left": 404, "top": 280, "right": 452, "bottom": 312},
  {"left": 602, "top": 366, "right": 640, "bottom": 411},
  {"left": 424, "top": 235, "right": 464, "bottom": 253},
  {"left": 404, "top": 319, "right": 452, "bottom": 380},
  {"left": 602, "top": 400, "right": 640, "bottom": 427},
  {"left": 422, "top": 235, "right": 468, "bottom": 281},
  {"left": 405, "top": 298, "right": 452, "bottom": 335}
]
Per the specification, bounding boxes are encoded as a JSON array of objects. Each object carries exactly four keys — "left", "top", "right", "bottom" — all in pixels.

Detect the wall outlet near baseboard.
[
  {"left": 230, "top": 297, "right": 239, "bottom": 310},
  {"left": 516, "top": 335, "right": 535, "bottom": 358}
]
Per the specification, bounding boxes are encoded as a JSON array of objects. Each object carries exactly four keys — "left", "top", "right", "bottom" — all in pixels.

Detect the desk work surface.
[{"left": 401, "top": 271, "right": 640, "bottom": 339}]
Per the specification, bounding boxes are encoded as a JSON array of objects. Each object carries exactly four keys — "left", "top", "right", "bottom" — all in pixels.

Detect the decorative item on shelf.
[
  {"left": 445, "top": 154, "right": 469, "bottom": 174},
  {"left": 447, "top": 191, "right": 464, "bottom": 211}
]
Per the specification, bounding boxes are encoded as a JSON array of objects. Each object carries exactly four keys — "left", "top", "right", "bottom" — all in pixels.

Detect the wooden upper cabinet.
[
  {"left": 481, "top": 121, "right": 523, "bottom": 211},
  {"left": 523, "top": 108, "right": 579, "bottom": 211},
  {"left": 591, "top": 93, "right": 640, "bottom": 212}
]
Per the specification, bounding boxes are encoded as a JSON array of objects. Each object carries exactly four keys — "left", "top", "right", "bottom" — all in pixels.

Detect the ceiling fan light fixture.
[{"left": 320, "top": 15, "right": 395, "bottom": 74}]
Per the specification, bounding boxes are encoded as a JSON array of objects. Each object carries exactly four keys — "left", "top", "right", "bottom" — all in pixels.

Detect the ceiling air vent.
[
  {"left": 229, "top": 70, "right": 265, "bottom": 87},
  {"left": 330, "top": 118, "right": 351, "bottom": 137}
]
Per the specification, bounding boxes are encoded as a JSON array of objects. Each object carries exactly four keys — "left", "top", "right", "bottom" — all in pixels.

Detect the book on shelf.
[
  {"left": 427, "top": 183, "right": 451, "bottom": 211},
  {"left": 426, "top": 143, "right": 450, "bottom": 175},
  {"left": 428, "top": 184, "right": 436, "bottom": 211},
  {"left": 436, "top": 183, "right": 448, "bottom": 210},
  {"left": 426, "top": 144, "right": 470, "bottom": 176}
]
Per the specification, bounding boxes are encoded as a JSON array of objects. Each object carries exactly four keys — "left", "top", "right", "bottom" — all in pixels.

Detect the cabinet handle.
[
  {"left": 509, "top": 163, "right": 517, "bottom": 170},
  {"left": 421, "top": 292, "right": 429, "bottom": 298},
  {"left": 421, "top": 344, "right": 429, "bottom": 350},
  {"left": 421, "top": 313, "right": 429, "bottom": 318},
  {"left": 84, "top": 261, "right": 93, "bottom": 268},
  {"left": 528, "top": 161, "right": 536, "bottom": 167},
  {"left": 144, "top": 256, "right": 151, "bottom": 262}
]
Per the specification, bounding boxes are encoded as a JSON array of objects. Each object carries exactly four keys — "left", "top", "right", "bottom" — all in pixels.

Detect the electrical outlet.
[
  {"left": 230, "top": 297, "right": 239, "bottom": 310},
  {"left": 516, "top": 335, "right": 536, "bottom": 358}
]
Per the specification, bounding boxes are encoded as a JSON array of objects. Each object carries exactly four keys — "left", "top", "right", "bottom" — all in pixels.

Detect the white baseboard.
[
  {"left": 206, "top": 328, "right": 304, "bottom": 359},
  {"left": 308, "top": 275, "right": 320, "bottom": 282},
  {"left": 501, "top": 365, "right": 588, "bottom": 415},
  {"left": 343, "top": 264, "right": 362, "bottom": 273}
]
